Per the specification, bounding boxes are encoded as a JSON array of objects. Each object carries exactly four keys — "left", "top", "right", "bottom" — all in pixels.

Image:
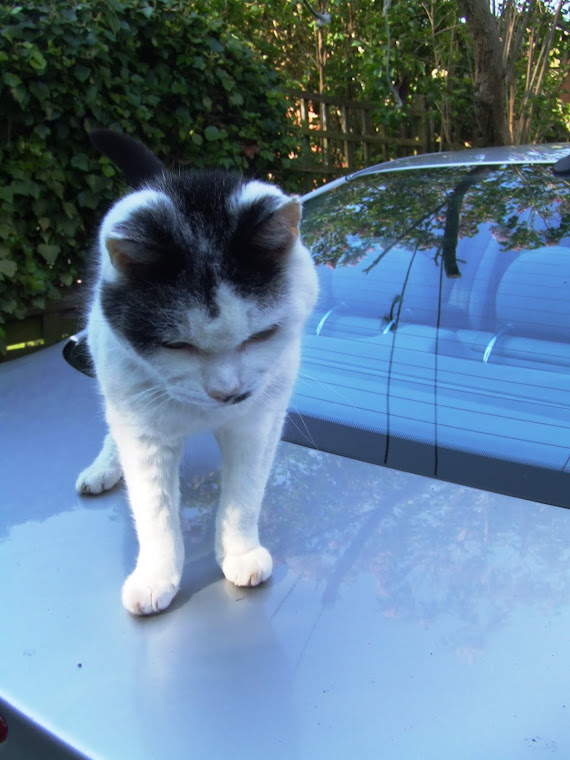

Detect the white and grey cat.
[{"left": 76, "top": 129, "right": 318, "bottom": 615}]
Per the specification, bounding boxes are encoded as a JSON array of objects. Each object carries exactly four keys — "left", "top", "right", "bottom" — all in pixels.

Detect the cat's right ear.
[
  {"left": 105, "top": 237, "right": 158, "bottom": 278},
  {"left": 89, "top": 129, "right": 165, "bottom": 187}
]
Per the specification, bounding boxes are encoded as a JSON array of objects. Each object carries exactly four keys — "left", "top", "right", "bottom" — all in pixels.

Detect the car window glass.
[{"left": 290, "top": 165, "right": 570, "bottom": 506}]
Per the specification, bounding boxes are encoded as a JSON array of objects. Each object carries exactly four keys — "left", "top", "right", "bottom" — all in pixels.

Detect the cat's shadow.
[{"left": 168, "top": 552, "right": 222, "bottom": 611}]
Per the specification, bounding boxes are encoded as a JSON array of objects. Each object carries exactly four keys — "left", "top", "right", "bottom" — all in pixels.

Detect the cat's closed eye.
[
  {"left": 163, "top": 341, "right": 199, "bottom": 353},
  {"left": 162, "top": 326, "right": 278, "bottom": 354},
  {"left": 240, "top": 324, "right": 279, "bottom": 350}
]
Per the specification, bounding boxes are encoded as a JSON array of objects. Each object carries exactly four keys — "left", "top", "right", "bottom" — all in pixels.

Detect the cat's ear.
[
  {"left": 89, "top": 129, "right": 165, "bottom": 187},
  {"left": 105, "top": 237, "right": 157, "bottom": 277},
  {"left": 252, "top": 196, "right": 302, "bottom": 255}
]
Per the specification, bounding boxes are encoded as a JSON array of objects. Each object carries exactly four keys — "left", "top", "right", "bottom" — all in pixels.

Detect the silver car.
[{"left": 2, "top": 144, "right": 570, "bottom": 758}]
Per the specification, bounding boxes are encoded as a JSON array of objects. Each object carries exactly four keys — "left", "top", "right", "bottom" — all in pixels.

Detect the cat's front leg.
[
  {"left": 214, "top": 407, "right": 285, "bottom": 588},
  {"left": 110, "top": 419, "right": 185, "bottom": 615},
  {"left": 76, "top": 432, "right": 123, "bottom": 494}
]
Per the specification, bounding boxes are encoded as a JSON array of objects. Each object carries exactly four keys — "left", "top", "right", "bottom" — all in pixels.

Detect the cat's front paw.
[
  {"left": 75, "top": 461, "right": 122, "bottom": 495},
  {"left": 220, "top": 546, "right": 273, "bottom": 588},
  {"left": 122, "top": 569, "right": 180, "bottom": 615}
]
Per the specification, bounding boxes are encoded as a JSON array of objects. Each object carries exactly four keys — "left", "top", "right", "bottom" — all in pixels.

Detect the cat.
[{"left": 76, "top": 129, "right": 318, "bottom": 615}]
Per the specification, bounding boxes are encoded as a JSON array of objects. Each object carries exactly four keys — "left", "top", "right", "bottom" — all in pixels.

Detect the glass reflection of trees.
[{"left": 302, "top": 165, "right": 570, "bottom": 275}]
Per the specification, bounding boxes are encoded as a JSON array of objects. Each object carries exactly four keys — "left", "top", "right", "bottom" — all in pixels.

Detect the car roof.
[
  {"left": 2, "top": 342, "right": 570, "bottom": 757},
  {"left": 302, "top": 143, "right": 570, "bottom": 200}
]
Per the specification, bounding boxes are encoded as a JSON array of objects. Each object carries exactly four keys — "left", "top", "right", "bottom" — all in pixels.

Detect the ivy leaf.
[
  {"left": 10, "top": 85, "right": 29, "bottom": 107},
  {"left": 107, "top": 12, "right": 121, "bottom": 35},
  {"left": 29, "top": 80, "right": 50, "bottom": 101},
  {"left": 1, "top": 298, "right": 17, "bottom": 315},
  {"left": 71, "top": 153, "right": 89, "bottom": 171},
  {"left": 62, "top": 202, "right": 76, "bottom": 219},
  {"left": 33, "top": 124, "right": 51, "bottom": 139},
  {"left": 3, "top": 72, "right": 22, "bottom": 87},
  {"left": 12, "top": 179, "right": 40, "bottom": 199},
  {"left": 78, "top": 190, "right": 99, "bottom": 209},
  {"left": 204, "top": 125, "right": 221, "bottom": 141},
  {"left": 38, "top": 244, "right": 61, "bottom": 265},
  {"left": 229, "top": 92, "right": 244, "bottom": 107},
  {"left": 28, "top": 47, "right": 47, "bottom": 72},
  {"left": 208, "top": 38, "right": 224, "bottom": 54},
  {"left": 0, "top": 260, "right": 17, "bottom": 278},
  {"left": 74, "top": 65, "right": 90, "bottom": 83},
  {"left": 101, "top": 163, "right": 116, "bottom": 177}
]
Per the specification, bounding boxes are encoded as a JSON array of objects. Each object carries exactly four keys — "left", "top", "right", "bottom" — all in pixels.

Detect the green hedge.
[{"left": 0, "top": 0, "right": 298, "bottom": 351}]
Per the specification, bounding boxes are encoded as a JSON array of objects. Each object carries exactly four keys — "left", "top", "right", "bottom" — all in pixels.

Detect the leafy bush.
[{"left": 0, "top": 0, "right": 298, "bottom": 350}]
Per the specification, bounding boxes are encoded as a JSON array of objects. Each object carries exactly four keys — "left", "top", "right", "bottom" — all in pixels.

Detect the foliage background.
[
  {"left": 0, "top": 0, "right": 298, "bottom": 350},
  {"left": 1, "top": 0, "right": 569, "bottom": 352},
  {"left": 215, "top": 0, "right": 569, "bottom": 146}
]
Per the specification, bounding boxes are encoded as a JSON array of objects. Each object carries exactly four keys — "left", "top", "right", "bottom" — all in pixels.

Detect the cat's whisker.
[
  {"left": 299, "top": 369, "right": 357, "bottom": 409},
  {"left": 254, "top": 382, "right": 321, "bottom": 452},
  {"left": 130, "top": 386, "right": 167, "bottom": 407},
  {"left": 130, "top": 388, "right": 175, "bottom": 417},
  {"left": 286, "top": 403, "right": 320, "bottom": 451}
]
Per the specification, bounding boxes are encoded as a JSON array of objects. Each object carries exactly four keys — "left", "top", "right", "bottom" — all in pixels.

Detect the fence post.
[
  {"left": 320, "top": 99, "right": 330, "bottom": 167},
  {"left": 340, "top": 105, "right": 349, "bottom": 170},
  {"left": 361, "top": 107, "right": 371, "bottom": 166}
]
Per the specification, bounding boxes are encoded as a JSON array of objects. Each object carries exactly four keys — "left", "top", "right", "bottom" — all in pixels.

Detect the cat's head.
[{"left": 89, "top": 129, "right": 318, "bottom": 408}]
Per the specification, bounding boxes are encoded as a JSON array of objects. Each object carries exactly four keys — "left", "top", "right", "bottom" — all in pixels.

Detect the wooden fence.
[
  {"left": 3, "top": 289, "right": 82, "bottom": 361},
  {"left": 284, "top": 90, "right": 435, "bottom": 191}
]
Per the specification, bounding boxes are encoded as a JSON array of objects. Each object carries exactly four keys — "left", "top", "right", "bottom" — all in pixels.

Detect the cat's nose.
[{"left": 207, "top": 388, "right": 251, "bottom": 404}]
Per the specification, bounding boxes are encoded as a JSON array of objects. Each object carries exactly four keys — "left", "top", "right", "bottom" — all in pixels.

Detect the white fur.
[
  {"left": 78, "top": 182, "right": 318, "bottom": 615},
  {"left": 233, "top": 180, "right": 285, "bottom": 209}
]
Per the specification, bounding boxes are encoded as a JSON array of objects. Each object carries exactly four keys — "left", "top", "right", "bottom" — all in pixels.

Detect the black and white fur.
[{"left": 76, "top": 130, "right": 318, "bottom": 615}]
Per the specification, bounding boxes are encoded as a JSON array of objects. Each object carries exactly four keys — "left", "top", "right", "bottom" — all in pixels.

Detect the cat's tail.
[{"left": 89, "top": 129, "right": 165, "bottom": 188}]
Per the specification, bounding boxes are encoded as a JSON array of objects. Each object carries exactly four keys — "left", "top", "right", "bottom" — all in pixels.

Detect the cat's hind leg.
[{"left": 76, "top": 433, "right": 123, "bottom": 495}]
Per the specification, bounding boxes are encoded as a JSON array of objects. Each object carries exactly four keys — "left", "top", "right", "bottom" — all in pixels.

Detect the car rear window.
[{"left": 286, "top": 163, "right": 570, "bottom": 507}]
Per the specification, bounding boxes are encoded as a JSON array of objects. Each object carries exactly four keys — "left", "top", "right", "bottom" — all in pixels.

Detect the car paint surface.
[{"left": 2, "top": 341, "right": 570, "bottom": 759}]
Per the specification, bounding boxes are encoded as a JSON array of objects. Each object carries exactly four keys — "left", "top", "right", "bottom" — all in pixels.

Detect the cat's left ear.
[{"left": 252, "top": 196, "right": 302, "bottom": 255}]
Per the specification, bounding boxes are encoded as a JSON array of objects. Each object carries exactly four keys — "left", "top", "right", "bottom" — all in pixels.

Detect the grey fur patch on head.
[{"left": 100, "top": 173, "right": 300, "bottom": 354}]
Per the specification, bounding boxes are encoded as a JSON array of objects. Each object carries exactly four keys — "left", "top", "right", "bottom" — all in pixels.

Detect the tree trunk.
[{"left": 458, "top": 0, "right": 509, "bottom": 146}]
